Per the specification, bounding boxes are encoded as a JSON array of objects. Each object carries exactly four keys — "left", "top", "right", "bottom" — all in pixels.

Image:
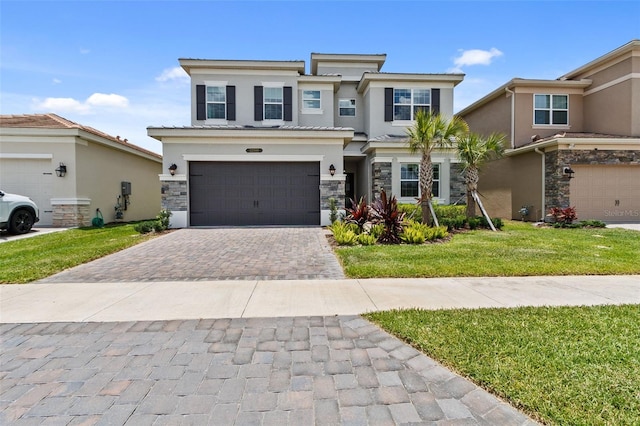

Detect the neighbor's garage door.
[
  {"left": 189, "top": 161, "right": 320, "bottom": 226},
  {"left": 570, "top": 164, "right": 640, "bottom": 223},
  {"left": 0, "top": 158, "right": 54, "bottom": 226}
]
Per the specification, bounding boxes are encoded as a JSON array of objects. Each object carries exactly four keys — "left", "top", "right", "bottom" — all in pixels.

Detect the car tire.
[{"left": 9, "top": 209, "right": 35, "bottom": 234}]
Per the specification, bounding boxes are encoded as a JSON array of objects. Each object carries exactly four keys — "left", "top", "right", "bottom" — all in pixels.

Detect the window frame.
[
  {"left": 205, "top": 85, "right": 227, "bottom": 121},
  {"left": 264, "top": 86, "right": 284, "bottom": 121},
  {"left": 533, "top": 94, "right": 569, "bottom": 126},
  {"left": 302, "top": 90, "right": 321, "bottom": 111},
  {"left": 400, "top": 163, "right": 420, "bottom": 198},
  {"left": 393, "top": 88, "right": 431, "bottom": 121},
  {"left": 339, "top": 98, "right": 356, "bottom": 117},
  {"left": 399, "top": 163, "right": 440, "bottom": 199}
]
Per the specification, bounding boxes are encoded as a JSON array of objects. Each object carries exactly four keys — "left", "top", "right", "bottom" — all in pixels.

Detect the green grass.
[
  {"left": 365, "top": 305, "right": 640, "bottom": 425},
  {"left": 335, "top": 221, "right": 640, "bottom": 277},
  {"left": 0, "top": 224, "right": 156, "bottom": 284}
]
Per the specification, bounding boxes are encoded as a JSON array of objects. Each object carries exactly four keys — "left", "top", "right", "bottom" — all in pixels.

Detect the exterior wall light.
[
  {"left": 329, "top": 164, "right": 336, "bottom": 176},
  {"left": 168, "top": 163, "right": 178, "bottom": 176},
  {"left": 55, "top": 163, "right": 67, "bottom": 177},
  {"left": 562, "top": 166, "right": 575, "bottom": 179}
]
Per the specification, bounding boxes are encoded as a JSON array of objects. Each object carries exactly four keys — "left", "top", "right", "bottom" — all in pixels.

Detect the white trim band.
[
  {"left": 51, "top": 198, "right": 91, "bottom": 205},
  {"left": 0, "top": 153, "right": 53, "bottom": 159},
  {"left": 182, "top": 154, "right": 325, "bottom": 162}
]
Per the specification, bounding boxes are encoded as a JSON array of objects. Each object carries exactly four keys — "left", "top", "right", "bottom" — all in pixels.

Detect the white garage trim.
[
  {"left": 51, "top": 198, "right": 91, "bottom": 205},
  {"left": 0, "top": 153, "right": 53, "bottom": 159},
  {"left": 182, "top": 154, "right": 324, "bottom": 162}
]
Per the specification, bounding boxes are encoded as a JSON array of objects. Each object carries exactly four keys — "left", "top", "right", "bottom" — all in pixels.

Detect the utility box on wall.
[{"left": 121, "top": 181, "right": 132, "bottom": 196}]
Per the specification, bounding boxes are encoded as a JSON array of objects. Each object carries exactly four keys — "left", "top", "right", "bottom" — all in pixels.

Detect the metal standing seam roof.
[
  {"left": 147, "top": 124, "right": 355, "bottom": 132},
  {"left": 0, "top": 113, "right": 161, "bottom": 159}
]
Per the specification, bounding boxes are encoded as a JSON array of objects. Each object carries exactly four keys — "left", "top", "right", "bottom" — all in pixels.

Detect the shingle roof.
[
  {"left": 530, "top": 132, "right": 637, "bottom": 145},
  {"left": 0, "top": 113, "right": 161, "bottom": 159}
]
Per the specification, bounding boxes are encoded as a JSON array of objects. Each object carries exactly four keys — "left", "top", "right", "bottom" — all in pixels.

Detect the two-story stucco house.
[
  {"left": 458, "top": 40, "right": 640, "bottom": 223},
  {"left": 148, "top": 53, "right": 464, "bottom": 227}
]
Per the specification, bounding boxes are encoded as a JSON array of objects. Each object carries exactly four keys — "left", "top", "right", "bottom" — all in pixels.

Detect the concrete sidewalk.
[{"left": 2, "top": 275, "right": 638, "bottom": 323}]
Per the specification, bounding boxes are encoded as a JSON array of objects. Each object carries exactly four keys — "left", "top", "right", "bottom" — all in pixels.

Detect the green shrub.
[
  {"left": 330, "top": 221, "right": 359, "bottom": 245},
  {"left": 400, "top": 227, "right": 426, "bottom": 244},
  {"left": 134, "top": 221, "right": 156, "bottom": 234},
  {"left": 357, "top": 233, "right": 378, "bottom": 245},
  {"left": 427, "top": 225, "right": 449, "bottom": 240},
  {"left": 478, "top": 216, "right": 504, "bottom": 230},
  {"left": 435, "top": 204, "right": 465, "bottom": 219},
  {"left": 328, "top": 197, "right": 338, "bottom": 224},
  {"left": 441, "top": 216, "right": 467, "bottom": 231},
  {"left": 579, "top": 220, "right": 606, "bottom": 228},
  {"left": 467, "top": 217, "right": 480, "bottom": 230},
  {"left": 368, "top": 223, "right": 384, "bottom": 239},
  {"left": 398, "top": 204, "right": 422, "bottom": 222},
  {"left": 156, "top": 209, "right": 172, "bottom": 230}
]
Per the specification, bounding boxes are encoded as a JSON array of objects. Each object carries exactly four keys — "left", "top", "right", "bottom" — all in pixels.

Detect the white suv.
[{"left": 0, "top": 190, "right": 39, "bottom": 234}]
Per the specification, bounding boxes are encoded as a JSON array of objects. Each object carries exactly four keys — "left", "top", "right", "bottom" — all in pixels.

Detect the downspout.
[
  {"left": 534, "top": 147, "right": 545, "bottom": 221},
  {"left": 505, "top": 87, "right": 515, "bottom": 149}
]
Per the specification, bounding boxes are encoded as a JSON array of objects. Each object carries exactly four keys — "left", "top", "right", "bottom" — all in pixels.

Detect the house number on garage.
[{"left": 246, "top": 148, "right": 263, "bottom": 153}]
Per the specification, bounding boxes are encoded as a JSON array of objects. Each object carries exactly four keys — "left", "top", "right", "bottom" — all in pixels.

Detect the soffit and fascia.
[{"left": 356, "top": 73, "right": 465, "bottom": 94}]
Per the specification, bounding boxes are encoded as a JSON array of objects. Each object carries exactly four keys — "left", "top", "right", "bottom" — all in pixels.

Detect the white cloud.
[
  {"left": 33, "top": 93, "right": 130, "bottom": 114},
  {"left": 36, "top": 97, "right": 91, "bottom": 114},
  {"left": 155, "top": 67, "right": 189, "bottom": 83},
  {"left": 449, "top": 48, "right": 503, "bottom": 73},
  {"left": 86, "top": 93, "right": 129, "bottom": 108},
  {"left": 52, "top": 78, "right": 62, "bottom": 84}
]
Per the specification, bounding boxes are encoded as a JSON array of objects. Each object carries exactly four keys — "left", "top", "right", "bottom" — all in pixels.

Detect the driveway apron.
[{"left": 36, "top": 228, "right": 345, "bottom": 283}]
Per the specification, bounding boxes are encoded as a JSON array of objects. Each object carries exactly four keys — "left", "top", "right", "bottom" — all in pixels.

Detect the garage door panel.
[
  {"left": 0, "top": 159, "right": 54, "bottom": 226},
  {"left": 571, "top": 165, "right": 640, "bottom": 223},
  {"left": 189, "top": 161, "right": 320, "bottom": 226}
]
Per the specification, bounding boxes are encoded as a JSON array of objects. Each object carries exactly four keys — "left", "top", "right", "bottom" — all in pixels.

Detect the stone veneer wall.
[
  {"left": 161, "top": 181, "right": 188, "bottom": 212},
  {"left": 53, "top": 204, "right": 91, "bottom": 227},
  {"left": 449, "top": 163, "right": 467, "bottom": 205},
  {"left": 320, "top": 179, "right": 345, "bottom": 210},
  {"left": 545, "top": 149, "right": 640, "bottom": 209},
  {"left": 371, "top": 162, "right": 392, "bottom": 199}
]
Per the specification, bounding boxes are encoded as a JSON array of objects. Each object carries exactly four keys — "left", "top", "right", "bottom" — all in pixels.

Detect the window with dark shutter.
[
  {"left": 432, "top": 89, "right": 440, "bottom": 115},
  {"left": 384, "top": 88, "right": 393, "bottom": 121},
  {"left": 196, "top": 85, "right": 206, "bottom": 121},
  {"left": 226, "top": 86, "right": 236, "bottom": 121},
  {"left": 254, "top": 86, "right": 263, "bottom": 121},
  {"left": 283, "top": 86, "right": 292, "bottom": 121}
]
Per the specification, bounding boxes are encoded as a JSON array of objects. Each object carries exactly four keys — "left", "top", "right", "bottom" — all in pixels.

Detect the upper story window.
[
  {"left": 302, "top": 90, "right": 321, "bottom": 109},
  {"left": 264, "top": 87, "right": 283, "bottom": 120},
  {"left": 394, "top": 89, "right": 430, "bottom": 121},
  {"left": 206, "top": 86, "right": 226, "bottom": 119},
  {"left": 400, "top": 163, "right": 440, "bottom": 198},
  {"left": 339, "top": 99, "right": 356, "bottom": 116},
  {"left": 534, "top": 94, "right": 568, "bottom": 125}
]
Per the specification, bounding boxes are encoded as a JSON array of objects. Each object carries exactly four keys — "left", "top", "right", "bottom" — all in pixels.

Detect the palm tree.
[
  {"left": 456, "top": 131, "right": 506, "bottom": 219},
  {"left": 406, "top": 109, "right": 469, "bottom": 225}
]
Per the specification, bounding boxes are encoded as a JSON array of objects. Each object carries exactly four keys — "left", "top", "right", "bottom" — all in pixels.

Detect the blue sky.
[{"left": 1, "top": 1, "right": 638, "bottom": 154}]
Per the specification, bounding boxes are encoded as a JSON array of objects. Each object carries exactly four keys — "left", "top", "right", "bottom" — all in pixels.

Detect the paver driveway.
[
  {"left": 37, "top": 228, "right": 345, "bottom": 283},
  {"left": 0, "top": 316, "right": 536, "bottom": 425}
]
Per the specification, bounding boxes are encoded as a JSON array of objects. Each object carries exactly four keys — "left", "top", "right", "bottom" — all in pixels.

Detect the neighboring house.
[
  {"left": 0, "top": 114, "right": 163, "bottom": 227},
  {"left": 148, "top": 53, "right": 464, "bottom": 227},
  {"left": 458, "top": 40, "right": 640, "bottom": 223}
]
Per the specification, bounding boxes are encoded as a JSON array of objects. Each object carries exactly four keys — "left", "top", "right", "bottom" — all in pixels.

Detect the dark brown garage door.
[{"left": 189, "top": 161, "right": 320, "bottom": 226}]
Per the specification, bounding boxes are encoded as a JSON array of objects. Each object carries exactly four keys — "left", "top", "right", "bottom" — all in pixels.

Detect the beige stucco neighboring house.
[
  {"left": 148, "top": 53, "right": 465, "bottom": 227},
  {"left": 458, "top": 40, "right": 640, "bottom": 223},
  {"left": 0, "top": 114, "right": 163, "bottom": 227}
]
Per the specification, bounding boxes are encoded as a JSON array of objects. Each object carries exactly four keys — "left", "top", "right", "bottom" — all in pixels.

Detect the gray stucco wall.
[
  {"left": 334, "top": 82, "right": 364, "bottom": 133},
  {"left": 189, "top": 72, "right": 300, "bottom": 126}
]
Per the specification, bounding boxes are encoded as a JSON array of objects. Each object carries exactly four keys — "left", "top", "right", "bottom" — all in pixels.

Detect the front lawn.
[
  {"left": 335, "top": 221, "right": 640, "bottom": 277},
  {"left": 0, "top": 224, "right": 156, "bottom": 284},
  {"left": 365, "top": 305, "right": 640, "bottom": 425}
]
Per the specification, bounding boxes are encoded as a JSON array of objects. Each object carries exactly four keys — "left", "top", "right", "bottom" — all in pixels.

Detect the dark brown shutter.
[
  {"left": 254, "top": 86, "right": 263, "bottom": 121},
  {"left": 226, "top": 86, "right": 236, "bottom": 121},
  {"left": 283, "top": 86, "right": 293, "bottom": 121},
  {"left": 432, "top": 89, "right": 440, "bottom": 115},
  {"left": 384, "top": 88, "right": 393, "bottom": 121},
  {"left": 196, "top": 85, "right": 206, "bottom": 121}
]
